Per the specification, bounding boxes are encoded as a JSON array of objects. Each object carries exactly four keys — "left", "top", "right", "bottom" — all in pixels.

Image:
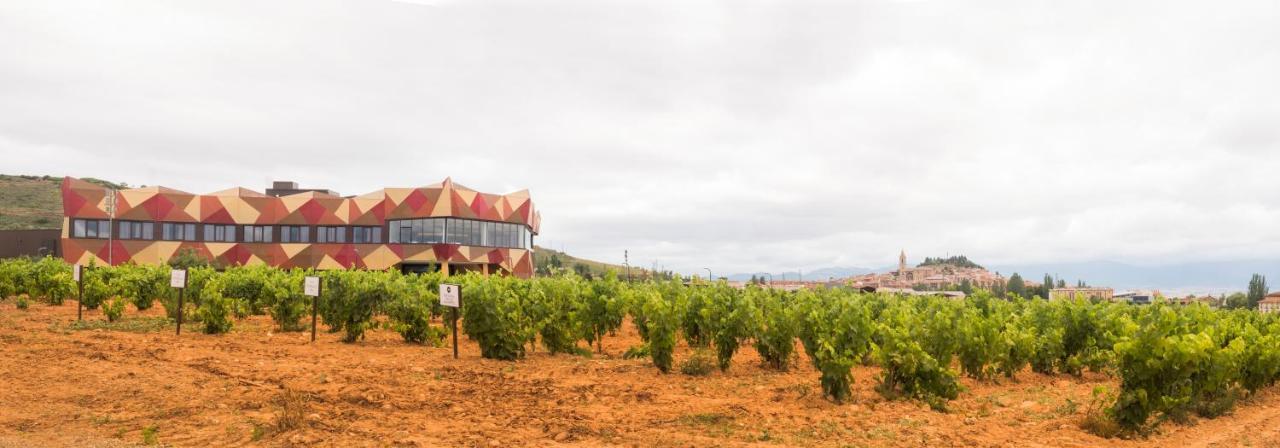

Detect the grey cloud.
[{"left": 2, "top": 0, "right": 1278, "bottom": 275}]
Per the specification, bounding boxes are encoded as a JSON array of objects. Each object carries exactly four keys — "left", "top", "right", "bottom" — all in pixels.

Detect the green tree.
[
  {"left": 1042, "top": 274, "right": 1055, "bottom": 299},
  {"left": 1006, "top": 273, "right": 1026, "bottom": 299},
  {"left": 1247, "top": 274, "right": 1269, "bottom": 309}
]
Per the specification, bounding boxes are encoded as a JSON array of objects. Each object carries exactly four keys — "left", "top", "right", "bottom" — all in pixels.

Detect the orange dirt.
[{"left": 2, "top": 302, "right": 1279, "bottom": 447}]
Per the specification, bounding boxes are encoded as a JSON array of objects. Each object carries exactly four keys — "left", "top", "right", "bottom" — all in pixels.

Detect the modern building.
[
  {"left": 1260, "top": 292, "right": 1280, "bottom": 314},
  {"left": 60, "top": 177, "right": 540, "bottom": 277},
  {"left": 1049, "top": 287, "right": 1115, "bottom": 301}
]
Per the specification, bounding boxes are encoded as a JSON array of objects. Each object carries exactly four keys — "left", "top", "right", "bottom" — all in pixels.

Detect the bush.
[
  {"left": 579, "top": 271, "right": 626, "bottom": 354},
  {"left": 387, "top": 292, "right": 444, "bottom": 345},
  {"left": 680, "top": 349, "right": 716, "bottom": 376},
  {"left": 703, "top": 283, "right": 760, "bottom": 371},
  {"left": 753, "top": 288, "right": 798, "bottom": 371},
  {"left": 81, "top": 273, "right": 112, "bottom": 310},
  {"left": 266, "top": 275, "right": 310, "bottom": 332},
  {"left": 103, "top": 296, "right": 126, "bottom": 322},
  {"left": 16, "top": 294, "right": 29, "bottom": 310},
  {"left": 529, "top": 275, "right": 584, "bottom": 354},
  {"left": 196, "top": 289, "right": 235, "bottom": 334},
  {"left": 797, "top": 292, "right": 874, "bottom": 403},
  {"left": 623, "top": 343, "right": 650, "bottom": 360},
  {"left": 461, "top": 275, "right": 532, "bottom": 359},
  {"left": 644, "top": 292, "right": 680, "bottom": 373}
]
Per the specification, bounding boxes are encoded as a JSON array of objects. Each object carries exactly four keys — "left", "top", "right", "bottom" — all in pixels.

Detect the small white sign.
[
  {"left": 73, "top": 264, "right": 82, "bottom": 282},
  {"left": 440, "top": 283, "right": 460, "bottom": 308},
  {"left": 170, "top": 269, "right": 187, "bottom": 289},
  {"left": 304, "top": 276, "right": 321, "bottom": 297}
]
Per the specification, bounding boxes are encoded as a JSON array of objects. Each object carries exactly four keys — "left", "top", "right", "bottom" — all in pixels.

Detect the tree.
[
  {"left": 1006, "top": 273, "right": 1026, "bottom": 299},
  {"left": 1057, "top": 278, "right": 1067, "bottom": 289},
  {"left": 1042, "top": 274, "right": 1055, "bottom": 299},
  {"left": 1247, "top": 274, "right": 1269, "bottom": 309}
]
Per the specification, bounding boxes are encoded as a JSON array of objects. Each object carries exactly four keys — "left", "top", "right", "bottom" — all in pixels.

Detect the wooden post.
[
  {"left": 176, "top": 287, "right": 184, "bottom": 336},
  {"left": 75, "top": 265, "right": 83, "bottom": 321}
]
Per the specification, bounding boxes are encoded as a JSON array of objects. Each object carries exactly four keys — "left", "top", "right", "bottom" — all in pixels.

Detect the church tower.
[{"left": 898, "top": 249, "right": 907, "bottom": 275}]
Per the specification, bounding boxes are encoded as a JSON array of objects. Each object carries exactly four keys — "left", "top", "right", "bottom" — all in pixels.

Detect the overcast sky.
[{"left": 2, "top": 0, "right": 1278, "bottom": 275}]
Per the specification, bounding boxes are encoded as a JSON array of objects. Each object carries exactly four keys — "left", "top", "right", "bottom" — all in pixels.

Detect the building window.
[
  {"left": 384, "top": 218, "right": 530, "bottom": 248},
  {"left": 72, "top": 219, "right": 111, "bottom": 239},
  {"left": 118, "top": 221, "right": 155, "bottom": 240},
  {"left": 317, "top": 226, "right": 346, "bottom": 243},
  {"left": 281, "top": 226, "right": 309, "bottom": 243},
  {"left": 244, "top": 225, "right": 273, "bottom": 243},
  {"left": 352, "top": 227, "right": 381, "bottom": 244},
  {"left": 162, "top": 223, "right": 197, "bottom": 241},
  {"left": 203, "top": 224, "right": 236, "bottom": 242}
]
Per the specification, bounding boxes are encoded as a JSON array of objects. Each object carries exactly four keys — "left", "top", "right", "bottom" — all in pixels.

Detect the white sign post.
[
  {"left": 439, "top": 284, "right": 460, "bottom": 308},
  {"left": 440, "top": 284, "right": 462, "bottom": 358},
  {"left": 304, "top": 276, "right": 321, "bottom": 342},
  {"left": 170, "top": 269, "right": 187, "bottom": 335}
]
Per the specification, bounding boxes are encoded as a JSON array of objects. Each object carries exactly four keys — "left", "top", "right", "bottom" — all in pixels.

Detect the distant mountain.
[
  {"left": 726, "top": 266, "right": 878, "bottom": 282},
  {"left": 988, "top": 260, "right": 1280, "bottom": 295}
]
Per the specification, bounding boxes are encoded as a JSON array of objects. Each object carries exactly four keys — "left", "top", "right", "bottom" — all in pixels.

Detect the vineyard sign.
[{"left": 440, "top": 284, "right": 461, "bottom": 308}]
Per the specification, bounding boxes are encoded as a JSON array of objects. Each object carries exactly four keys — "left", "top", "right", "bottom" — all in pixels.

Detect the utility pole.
[
  {"left": 106, "top": 189, "right": 116, "bottom": 266},
  {"left": 704, "top": 267, "right": 712, "bottom": 282},
  {"left": 624, "top": 250, "right": 631, "bottom": 283}
]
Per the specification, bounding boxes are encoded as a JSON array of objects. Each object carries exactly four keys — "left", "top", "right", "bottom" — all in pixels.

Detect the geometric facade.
[{"left": 60, "top": 177, "right": 540, "bottom": 277}]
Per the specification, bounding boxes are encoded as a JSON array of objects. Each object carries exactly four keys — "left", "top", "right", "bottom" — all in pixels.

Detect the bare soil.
[{"left": 2, "top": 302, "right": 1279, "bottom": 447}]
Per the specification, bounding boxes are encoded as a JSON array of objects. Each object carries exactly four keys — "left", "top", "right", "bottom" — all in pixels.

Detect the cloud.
[{"left": 1, "top": 0, "right": 1278, "bottom": 275}]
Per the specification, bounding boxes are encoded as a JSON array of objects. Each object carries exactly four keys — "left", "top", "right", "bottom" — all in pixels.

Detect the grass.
[
  {"left": 63, "top": 317, "right": 172, "bottom": 333},
  {"left": 677, "top": 412, "right": 736, "bottom": 436},
  {"left": 141, "top": 425, "right": 159, "bottom": 445},
  {"left": 273, "top": 389, "right": 310, "bottom": 432}
]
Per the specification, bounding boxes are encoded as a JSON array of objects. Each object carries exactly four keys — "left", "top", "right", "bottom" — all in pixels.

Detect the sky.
[{"left": 2, "top": 0, "right": 1278, "bottom": 278}]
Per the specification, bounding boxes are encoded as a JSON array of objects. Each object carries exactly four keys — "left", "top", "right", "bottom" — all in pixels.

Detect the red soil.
[{"left": 2, "top": 301, "right": 1279, "bottom": 447}]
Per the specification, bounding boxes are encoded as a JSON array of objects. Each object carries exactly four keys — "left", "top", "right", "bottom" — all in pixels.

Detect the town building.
[
  {"left": 1049, "top": 287, "right": 1115, "bottom": 301},
  {"left": 1259, "top": 292, "right": 1280, "bottom": 314},
  {"left": 59, "top": 177, "right": 540, "bottom": 277},
  {"left": 836, "top": 251, "right": 1005, "bottom": 291}
]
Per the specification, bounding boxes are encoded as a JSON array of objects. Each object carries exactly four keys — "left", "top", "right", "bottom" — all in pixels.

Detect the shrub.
[
  {"left": 387, "top": 292, "right": 444, "bottom": 345},
  {"left": 103, "top": 296, "right": 126, "bottom": 322},
  {"left": 266, "top": 276, "right": 309, "bottom": 332},
  {"left": 579, "top": 271, "right": 626, "bottom": 353},
  {"left": 644, "top": 293, "right": 680, "bottom": 373},
  {"left": 702, "top": 283, "right": 760, "bottom": 371},
  {"left": 81, "top": 273, "right": 112, "bottom": 310},
  {"left": 623, "top": 343, "right": 650, "bottom": 360},
  {"left": 196, "top": 289, "right": 235, "bottom": 334},
  {"left": 16, "top": 294, "right": 30, "bottom": 310},
  {"left": 529, "top": 275, "right": 584, "bottom": 354},
  {"left": 461, "top": 275, "right": 532, "bottom": 359},
  {"left": 797, "top": 292, "right": 874, "bottom": 403},
  {"left": 753, "top": 288, "right": 798, "bottom": 371},
  {"left": 680, "top": 349, "right": 716, "bottom": 376}
]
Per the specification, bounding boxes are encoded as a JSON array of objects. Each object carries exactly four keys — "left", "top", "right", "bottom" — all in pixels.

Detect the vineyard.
[{"left": 3, "top": 256, "right": 1280, "bottom": 445}]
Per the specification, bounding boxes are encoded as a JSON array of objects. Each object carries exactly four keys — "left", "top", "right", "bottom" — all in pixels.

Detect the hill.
[
  {"left": 0, "top": 175, "right": 127, "bottom": 230},
  {"left": 531, "top": 245, "right": 657, "bottom": 279}
]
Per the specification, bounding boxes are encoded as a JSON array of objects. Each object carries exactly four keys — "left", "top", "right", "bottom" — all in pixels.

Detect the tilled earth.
[{"left": 2, "top": 301, "right": 1280, "bottom": 447}]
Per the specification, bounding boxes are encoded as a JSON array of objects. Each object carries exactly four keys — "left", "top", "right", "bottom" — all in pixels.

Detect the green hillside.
[
  {"left": 532, "top": 246, "right": 665, "bottom": 280},
  {"left": 0, "top": 175, "right": 126, "bottom": 230}
]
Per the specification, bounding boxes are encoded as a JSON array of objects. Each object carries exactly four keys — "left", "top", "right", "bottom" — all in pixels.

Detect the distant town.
[{"left": 731, "top": 251, "right": 1278, "bottom": 312}]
